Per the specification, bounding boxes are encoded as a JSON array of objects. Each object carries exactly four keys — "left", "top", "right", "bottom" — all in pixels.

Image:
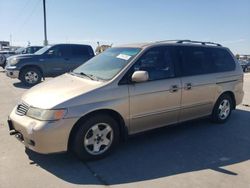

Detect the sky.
[{"left": 0, "top": 0, "right": 249, "bottom": 54}]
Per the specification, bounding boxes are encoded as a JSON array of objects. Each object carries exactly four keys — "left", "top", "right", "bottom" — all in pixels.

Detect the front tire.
[
  {"left": 211, "top": 94, "right": 233, "bottom": 123},
  {"left": 0, "top": 62, "right": 6, "bottom": 69},
  {"left": 20, "top": 67, "right": 42, "bottom": 86},
  {"left": 0, "top": 55, "right": 6, "bottom": 68},
  {"left": 72, "top": 114, "right": 120, "bottom": 160}
]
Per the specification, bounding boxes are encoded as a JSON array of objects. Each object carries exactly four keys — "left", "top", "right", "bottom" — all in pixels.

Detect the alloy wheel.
[
  {"left": 84, "top": 123, "right": 114, "bottom": 155},
  {"left": 25, "top": 71, "right": 39, "bottom": 84},
  {"left": 218, "top": 99, "right": 231, "bottom": 120}
]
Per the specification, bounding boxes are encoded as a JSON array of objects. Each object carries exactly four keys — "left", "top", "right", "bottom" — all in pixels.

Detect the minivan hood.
[{"left": 22, "top": 73, "right": 104, "bottom": 109}]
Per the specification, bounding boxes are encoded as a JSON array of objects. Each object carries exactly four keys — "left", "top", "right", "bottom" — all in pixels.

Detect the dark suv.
[{"left": 5, "top": 44, "right": 94, "bottom": 86}]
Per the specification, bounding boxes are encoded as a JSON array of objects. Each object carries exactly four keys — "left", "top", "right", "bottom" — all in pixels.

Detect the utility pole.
[
  {"left": 43, "top": 0, "right": 48, "bottom": 46},
  {"left": 9, "top": 34, "right": 12, "bottom": 46}
]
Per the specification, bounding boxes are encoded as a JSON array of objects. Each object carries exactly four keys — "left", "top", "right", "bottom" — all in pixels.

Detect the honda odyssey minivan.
[{"left": 8, "top": 40, "right": 244, "bottom": 160}]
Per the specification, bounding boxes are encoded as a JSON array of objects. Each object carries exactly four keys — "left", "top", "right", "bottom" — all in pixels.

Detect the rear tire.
[
  {"left": 71, "top": 114, "right": 120, "bottom": 160},
  {"left": 211, "top": 94, "right": 233, "bottom": 123},
  {"left": 20, "top": 67, "right": 42, "bottom": 86}
]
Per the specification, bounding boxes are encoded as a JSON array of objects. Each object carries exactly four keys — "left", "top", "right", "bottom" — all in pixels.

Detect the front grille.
[{"left": 16, "top": 102, "right": 29, "bottom": 116}]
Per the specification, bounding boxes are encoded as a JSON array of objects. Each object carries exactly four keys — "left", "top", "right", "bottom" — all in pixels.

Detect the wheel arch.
[
  {"left": 67, "top": 109, "right": 128, "bottom": 151},
  {"left": 217, "top": 91, "right": 236, "bottom": 109},
  {"left": 19, "top": 65, "right": 44, "bottom": 79}
]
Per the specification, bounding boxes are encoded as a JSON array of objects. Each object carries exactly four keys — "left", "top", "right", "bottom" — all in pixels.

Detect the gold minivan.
[{"left": 8, "top": 40, "right": 244, "bottom": 160}]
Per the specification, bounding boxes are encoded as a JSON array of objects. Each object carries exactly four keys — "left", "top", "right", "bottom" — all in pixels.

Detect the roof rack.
[
  {"left": 156, "top": 40, "right": 222, "bottom": 47},
  {"left": 155, "top": 39, "right": 186, "bottom": 43},
  {"left": 177, "top": 40, "right": 222, "bottom": 46}
]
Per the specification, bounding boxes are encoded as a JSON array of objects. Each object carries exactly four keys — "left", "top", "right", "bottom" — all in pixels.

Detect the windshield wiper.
[
  {"left": 70, "top": 71, "right": 103, "bottom": 81},
  {"left": 79, "top": 72, "right": 96, "bottom": 80}
]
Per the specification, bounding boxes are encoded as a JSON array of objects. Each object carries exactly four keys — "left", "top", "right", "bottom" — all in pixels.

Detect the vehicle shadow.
[
  {"left": 13, "top": 82, "right": 32, "bottom": 89},
  {"left": 26, "top": 108, "right": 250, "bottom": 185}
]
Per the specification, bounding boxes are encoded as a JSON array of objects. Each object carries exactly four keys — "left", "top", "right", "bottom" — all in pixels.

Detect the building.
[
  {"left": 239, "top": 55, "right": 250, "bottom": 61},
  {"left": 0, "top": 41, "right": 10, "bottom": 50}
]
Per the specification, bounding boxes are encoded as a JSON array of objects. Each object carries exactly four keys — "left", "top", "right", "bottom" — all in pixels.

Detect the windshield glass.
[
  {"left": 73, "top": 47, "right": 141, "bottom": 80},
  {"left": 34, "top": 45, "right": 51, "bottom": 55}
]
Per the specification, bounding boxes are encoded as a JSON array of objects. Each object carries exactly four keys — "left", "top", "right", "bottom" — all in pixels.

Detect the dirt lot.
[{"left": 1, "top": 68, "right": 250, "bottom": 188}]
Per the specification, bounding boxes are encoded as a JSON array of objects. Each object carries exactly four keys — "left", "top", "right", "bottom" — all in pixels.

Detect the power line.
[
  {"left": 21, "top": 0, "right": 41, "bottom": 28},
  {"left": 17, "top": 0, "right": 41, "bottom": 34}
]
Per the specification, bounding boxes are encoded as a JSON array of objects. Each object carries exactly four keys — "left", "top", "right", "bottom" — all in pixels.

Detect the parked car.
[
  {"left": 238, "top": 60, "right": 250, "bottom": 72},
  {"left": 0, "top": 50, "right": 16, "bottom": 68},
  {"left": 15, "top": 46, "right": 43, "bottom": 55},
  {"left": 15, "top": 47, "right": 25, "bottom": 54},
  {"left": 5, "top": 44, "right": 94, "bottom": 86},
  {"left": 7, "top": 40, "right": 244, "bottom": 160}
]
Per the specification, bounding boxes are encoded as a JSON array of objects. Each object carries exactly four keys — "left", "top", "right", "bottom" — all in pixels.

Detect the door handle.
[
  {"left": 184, "top": 83, "right": 192, "bottom": 90},
  {"left": 170, "top": 85, "right": 179, "bottom": 93}
]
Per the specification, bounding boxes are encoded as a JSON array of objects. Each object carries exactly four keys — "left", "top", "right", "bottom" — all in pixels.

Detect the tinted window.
[
  {"left": 33, "top": 47, "right": 42, "bottom": 53},
  {"left": 71, "top": 45, "right": 93, "bottom": 57},
  {"left": 51, "top": 45, "right": 71, "bottom": 57},
  {"left": 210, "top": 48, "right": 235, "bottom": 72},
  {"left": 179, "top": 46, "right": 235, "bottom": 76},
  {"left": 179, "top": 47, "right": 211, "bottom": 76},
  {"left": 26, "top": 47, "right": 33, "bottom": 54},
  {"left": 135, "top": 47, "right": 175, "bottom": 81}
]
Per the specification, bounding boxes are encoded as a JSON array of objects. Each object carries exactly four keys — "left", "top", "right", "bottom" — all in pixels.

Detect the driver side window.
[
  {"left": 135, "top": 47, "right": 175, "bottom": 81},
  {"left": 49, "top": 45, "right": 70, "bottom": 57},
  {"left": 50, "top": 46, "right": 63, "bottom": 57}
]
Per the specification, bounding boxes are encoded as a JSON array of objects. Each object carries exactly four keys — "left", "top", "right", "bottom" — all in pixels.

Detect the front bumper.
[
  {"left": 6, "top": 69, "right": 19, "bottom": 78},
  {"left": 8, "top": 107, "right": 78, "bottom": 154}
]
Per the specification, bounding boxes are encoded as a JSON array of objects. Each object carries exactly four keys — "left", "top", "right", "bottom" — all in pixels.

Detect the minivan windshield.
[
  {"left": 34, "top": 45, "right": 52, "bottom": 55},
  {"left": 73, "top": 47, "right": 141, "bottom": 80}
]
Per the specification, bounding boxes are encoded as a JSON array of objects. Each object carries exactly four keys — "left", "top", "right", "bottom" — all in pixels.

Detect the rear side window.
[
  {"left": 71, "top": 45, "right": 93, "bottom": 57},
  {"left": 179, "top": 47, "right": 210, "bottom": 76},
  {"left": 179, "top": 46, "right": 235, "bottom": 76},
  {"left": 209, "top": 48, "right": 235, "bottom": 72}
]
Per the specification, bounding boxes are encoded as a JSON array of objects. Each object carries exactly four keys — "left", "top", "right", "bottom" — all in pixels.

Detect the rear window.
[
  {"left": 179, "top": 46, "right": 235, "bottom": 76},
  {"left": 71, "top": 45, "right": 94, "bottom": 57}
]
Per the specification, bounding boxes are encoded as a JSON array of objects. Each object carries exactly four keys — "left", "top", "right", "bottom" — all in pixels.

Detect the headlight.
[
  {"left": 9, "top": 57, "right": 19, "bottom": 66},
  {"left": 26, "top": 107, "right": 67, "bottom": 121}
]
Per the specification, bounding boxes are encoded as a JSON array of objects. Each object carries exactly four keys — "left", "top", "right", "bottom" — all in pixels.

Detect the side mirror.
[
  {"left": 131, "top": 71, "right": 149, "bottom": 83},
  {"left": 47, "top": 50, "right": 54, "bottom": 55}
]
